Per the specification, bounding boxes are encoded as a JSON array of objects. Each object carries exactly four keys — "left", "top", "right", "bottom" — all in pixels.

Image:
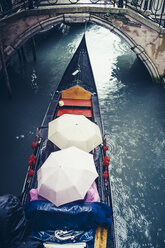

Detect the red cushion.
[
  {"left": 57, "top": 108, "right": 92, "bottom": 117},
  {"left": 60, "top": 98, "right": 92, "bottom": 107}
]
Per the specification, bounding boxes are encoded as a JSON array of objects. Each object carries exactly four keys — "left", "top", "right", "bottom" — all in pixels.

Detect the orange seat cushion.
[{"left": 57, "top": 108, "right": 92, "bottom": 117}]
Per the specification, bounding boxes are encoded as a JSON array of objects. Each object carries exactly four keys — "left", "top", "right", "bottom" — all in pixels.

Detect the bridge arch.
[
  {"left": 2, "top": 13, "right": 161, "bottom": 82},
  {"left": 90, "top": 15, "right": 159, "bottom": 81}
]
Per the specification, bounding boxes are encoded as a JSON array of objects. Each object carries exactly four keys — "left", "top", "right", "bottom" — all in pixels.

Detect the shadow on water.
[{"left": 113, "top": 54, "right": 151, "bottom": 84}]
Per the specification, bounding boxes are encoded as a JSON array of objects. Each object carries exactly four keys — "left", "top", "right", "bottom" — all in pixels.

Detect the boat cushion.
[
  {"left": 59, "top": 98, "right": 92, "bottom": 107},
  {"left": 57, "top": 108, "right": 92, "bottom": 117}
]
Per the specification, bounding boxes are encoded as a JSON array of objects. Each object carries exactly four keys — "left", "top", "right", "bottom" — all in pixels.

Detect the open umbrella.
[
  {"left": 48, "top": 114, "right": 102, "bottom": 152},
  {"left": 37, "top": 146, "right": 98, "bottom": 207}
]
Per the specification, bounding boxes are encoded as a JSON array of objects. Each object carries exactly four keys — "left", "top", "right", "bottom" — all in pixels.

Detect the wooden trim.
[{"left": 94, "top": 226, "right": 108, "bottom": 248}]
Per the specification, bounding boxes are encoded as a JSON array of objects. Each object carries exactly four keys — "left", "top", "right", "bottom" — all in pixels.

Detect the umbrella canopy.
[
  {"left": 37, "top": 146, "right": 98, "bottom": 207},
  {"left": 48, "top": 114, "right": 102, "bottom": 152}
]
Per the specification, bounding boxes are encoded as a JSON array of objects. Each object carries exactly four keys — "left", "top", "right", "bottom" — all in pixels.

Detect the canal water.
[{"left": 0, "top": 24, "right": 165, "bottom": 248}]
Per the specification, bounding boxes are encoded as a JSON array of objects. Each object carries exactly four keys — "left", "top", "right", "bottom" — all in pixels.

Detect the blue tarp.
[
  {"left": 31, "top": 229, "right": 95, "bottom": 245},
  {"left": 24, "top": 201, "right": 112, "bottom": 246},
  {"left": 24, "top": 201, "right": 112, "bottom": 231}
]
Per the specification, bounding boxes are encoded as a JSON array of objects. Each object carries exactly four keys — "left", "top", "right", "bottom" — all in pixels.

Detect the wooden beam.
[
  {"left": 94, "top": 226, "right": 108, "bottom": 248},
  {"left": 0, "top": 40, "right": 12, "bottom": 97}
]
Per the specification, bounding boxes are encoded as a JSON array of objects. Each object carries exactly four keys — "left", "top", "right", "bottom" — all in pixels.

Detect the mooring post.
[
  {"left": 0, "top": 40, "right": 12, "bottom": 97},
  {"left": 18, "top": 49, "right": 22, "bottom": 62},
  {"left": 31, "top": 37, "right": 37, "bottom": 61},
  {"left": 21, "top": 46, "right": 27, "bottom": 62}
]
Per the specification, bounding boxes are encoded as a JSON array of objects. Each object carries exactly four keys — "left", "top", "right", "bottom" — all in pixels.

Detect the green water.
[{"left": 0, "top": 24, "right": 165, "bottom": 248}]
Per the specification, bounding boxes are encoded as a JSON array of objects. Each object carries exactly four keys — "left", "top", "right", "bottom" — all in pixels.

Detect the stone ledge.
[
  {"left": 0, "top": 5, "right": 164, "bottom": 33},
  {"left": 64, "top": 13, "right": 90, "bottom": 23}
]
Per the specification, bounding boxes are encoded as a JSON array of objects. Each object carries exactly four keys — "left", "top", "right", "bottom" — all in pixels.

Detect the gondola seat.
[
  {"left": 56, "top": 85, "right": 92, "bottom": 117},
  {"left": 56, "top": 108, "right": 92, "bottom": 117},
  {"left": 59, "top": 98, "right": 92, "bottom": 107}
]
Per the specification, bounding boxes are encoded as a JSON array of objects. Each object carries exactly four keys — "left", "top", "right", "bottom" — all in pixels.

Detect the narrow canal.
[{"left": 0, "top": 24, "right": 165, "bottom": 248}]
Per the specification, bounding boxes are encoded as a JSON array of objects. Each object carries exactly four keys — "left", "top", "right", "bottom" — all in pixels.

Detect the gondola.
[{"left": 21, "top": 34, "right": 117, "bottom": 248}]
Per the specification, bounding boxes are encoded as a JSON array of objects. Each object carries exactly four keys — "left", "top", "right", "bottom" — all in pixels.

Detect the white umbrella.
[
  {"left": 48, "top": 114, "right": 102, "bottom": 152},
  {"left": 37, "top": 146, "right": 98, "bottom": 207}
]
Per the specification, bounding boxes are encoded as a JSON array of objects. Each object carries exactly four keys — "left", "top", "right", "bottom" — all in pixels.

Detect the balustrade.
[{"left": 125, "top": 0, "right": 165, "bottom": 27}]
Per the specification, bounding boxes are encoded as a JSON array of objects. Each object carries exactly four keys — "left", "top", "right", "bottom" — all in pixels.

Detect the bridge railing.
[
  {"left": 0, "top": 0, "right": 164, "bottom": 28},
  {"left": 125, "top": 0, "right": 165, "bottom": 27}
]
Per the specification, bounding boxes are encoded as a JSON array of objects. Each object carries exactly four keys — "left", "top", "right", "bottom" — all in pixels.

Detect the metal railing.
[
  {"left": 125, "top": 0, "right": 165, "bottom": 27},
  {"left": 0, "top": 0, "right": 165, "bottom": 27}
]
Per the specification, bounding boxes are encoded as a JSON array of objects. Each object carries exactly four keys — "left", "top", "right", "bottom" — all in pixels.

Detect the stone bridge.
[{"left": 0, "top": 4, "right": 165, "bottom": 85}]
